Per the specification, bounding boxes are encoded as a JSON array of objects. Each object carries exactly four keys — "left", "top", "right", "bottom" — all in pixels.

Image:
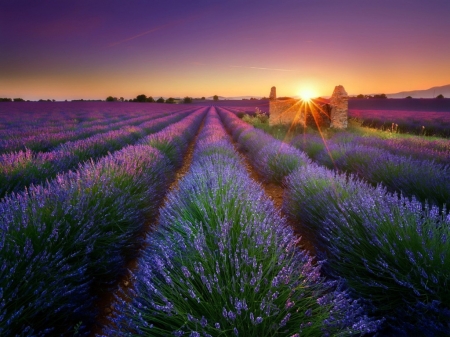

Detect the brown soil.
[
  {"left": 90, "top": 113, "right": 206, "bottom": 336},
  {"left": 229, "top": 136, "right": 317, "bottom": 256}
]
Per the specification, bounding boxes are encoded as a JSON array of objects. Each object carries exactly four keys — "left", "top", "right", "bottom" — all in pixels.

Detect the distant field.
[{"left": 349, "top": 98, "right": 450, "bottom": 136}]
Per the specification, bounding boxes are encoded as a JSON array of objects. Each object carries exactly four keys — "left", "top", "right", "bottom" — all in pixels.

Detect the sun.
[{"left": 299, "top": 88, "right": 316, "bottom": 101}]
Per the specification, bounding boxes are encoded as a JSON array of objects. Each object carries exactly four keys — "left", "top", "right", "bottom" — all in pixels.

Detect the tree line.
[{"left": 106, "top": 94, "right": 207, "bottom": 103}]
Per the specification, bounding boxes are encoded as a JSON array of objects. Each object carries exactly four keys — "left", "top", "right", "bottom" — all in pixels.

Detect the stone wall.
[
  {"left": 269, "top": 99, "right": 300, "bottom": 126},
  {"left": 269, "top": 99, "right": 331, "bottom": 128}
]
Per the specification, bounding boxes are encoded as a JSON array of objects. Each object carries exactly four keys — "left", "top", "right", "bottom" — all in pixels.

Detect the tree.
[
  {"left": 136, "top": 94, "right": 147, "bottom": 102},
  {"left": 183, "top": 96, "right": 192, "bottom": 103},
  {"left": 356, "top": 94, "right": 365, "bottom": 99},
  {"left": 373, "top": 94, "right": 387, "bottom": 99},
  {"left": 213, "top": 95, "right": 219, "bottom": 101},
  {"left": 156, "top": 97, "right": 165, "bottom": 103},
  {"left": 146, "top": 96, "right": 155, "bottom": 102},
  {"left": 405, "top": 96, "right": 413, "bottom": 99},
  {"left": 119, "top": 97, "right": 124, "bottom": 102},
  {"left": 13, "top": 98, "right": 25, "bottom": 102},
  {"left": 436, "top": 94, "right": 444, "bottom": 99},
  {"left": 166, "top": 97, "right": 175, "bottom": 104},
  {"left": 106, "top": 96, "right": 115, "bottom": 102},
  {"left": 201, "top": 97, "right": 205, "bottom": 100}
]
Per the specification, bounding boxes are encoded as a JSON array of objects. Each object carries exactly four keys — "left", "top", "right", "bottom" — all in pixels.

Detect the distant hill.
[{"left": 386, "top": 84, "right": 450, "bottom": 98}]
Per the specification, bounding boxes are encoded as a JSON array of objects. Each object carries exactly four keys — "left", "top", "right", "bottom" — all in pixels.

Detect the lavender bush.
[
  {"left": 254, "top": 142, "right": 311, "bottom": 183},
  {"left": 290, "top": 134, "right": 326, "bottom": 160}
]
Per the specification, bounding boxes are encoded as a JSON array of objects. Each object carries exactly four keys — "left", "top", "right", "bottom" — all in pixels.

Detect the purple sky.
[{"left": 1, "top": 0, "right": 450, "bottom": 100}]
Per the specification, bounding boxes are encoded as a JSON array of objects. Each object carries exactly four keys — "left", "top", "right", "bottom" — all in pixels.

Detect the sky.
[{"left": 1, "top": 0, "right": 450, "bottom": 100}]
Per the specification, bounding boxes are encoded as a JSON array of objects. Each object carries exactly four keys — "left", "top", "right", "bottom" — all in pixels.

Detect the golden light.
[{"left": 298, "top": 88, "right": 316, "bottom": 101}]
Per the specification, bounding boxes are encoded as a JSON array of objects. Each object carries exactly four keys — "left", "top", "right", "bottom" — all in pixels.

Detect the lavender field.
[
  {"left": 1, "top": 102, "right": 449, "bottom": 336},
  {"left": 348, "top": 98, "right": 450, "bottom": 137}
]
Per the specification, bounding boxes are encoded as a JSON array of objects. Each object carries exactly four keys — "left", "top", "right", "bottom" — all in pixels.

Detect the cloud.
[
  {"left": 107, "top": 13, "right": 204, "bottom": 48},
  {"left": 107, "top": 24, "right": 171, "bottom": 47}
]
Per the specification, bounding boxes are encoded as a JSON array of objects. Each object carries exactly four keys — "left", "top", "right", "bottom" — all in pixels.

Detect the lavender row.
[
  {"left": 0, "top": 109, "right": 195, "bottom": 198},
  {"left": 345, "top": 133, "right": 450, "bottom": 165},
  {"left": 0, "top": 110, "right": 173, "bottom": 154},
  {"left": 283, "top": 164, "right": 450, "bottom": 335},
  {"left": 102, "top": 108, "right": 379, "bottom": 336},
  {"left": 217, "top": 107, "right": 311, "bottom": 183},
  {"left": 219, "top": 108, "right": 450, "bottom": 334},
  {"left": 290, "top": 134, "right": 450, "bottom": 208},
  {"left": 0, "top": 108, "right": 206, "bottom": 336},
  {"left": 293, "top": 132, "right": 450, "bottom": 166}
]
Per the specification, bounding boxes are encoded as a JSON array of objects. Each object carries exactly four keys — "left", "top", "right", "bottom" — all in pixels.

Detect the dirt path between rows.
[
  {"left": 225, "top": 126, "right": 317, "bottom": 256},
  {"left": 91, "top": 111, "right": 206, "bottom": 336}
]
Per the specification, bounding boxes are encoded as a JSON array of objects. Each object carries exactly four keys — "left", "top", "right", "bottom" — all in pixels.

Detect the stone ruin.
[
  {"left": 329, "top": 85, "right": 348, "bottom": 129},
  {"left": 268, "top": 85, "right": 348, "bottom": 129},
  {"left": 269, "top": 86, "right": 276, "bottom": 100}
]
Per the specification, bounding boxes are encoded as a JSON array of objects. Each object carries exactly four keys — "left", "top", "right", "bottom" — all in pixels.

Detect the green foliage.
[
  {"left": 156, "top": 97, "right": 165, "bottom": 103},
  {"left": 106, "top": 96, "right": 116, "bottom": 102},
  {"left": 165, "top": 97, "right": 175, "bottom": 104},
  {"left": 436, "top": 94, "right": 444, "bottom": 99},
  {"left": 146, "top": 96, "right": 155, "bottom": 102},
  {"left": 183, "top": 96, "right": 193, "bottom": 103},
  {"left": 242, "top": 108, "right": 268, "bottom": 125},
  {"left": 213, "top": 95, "right": 219, "bottom": 101}
]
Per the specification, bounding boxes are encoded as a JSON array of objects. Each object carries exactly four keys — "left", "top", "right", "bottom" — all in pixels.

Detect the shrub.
[{"left": 236, "top": 111, "right": 245, "bottom": 118}]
